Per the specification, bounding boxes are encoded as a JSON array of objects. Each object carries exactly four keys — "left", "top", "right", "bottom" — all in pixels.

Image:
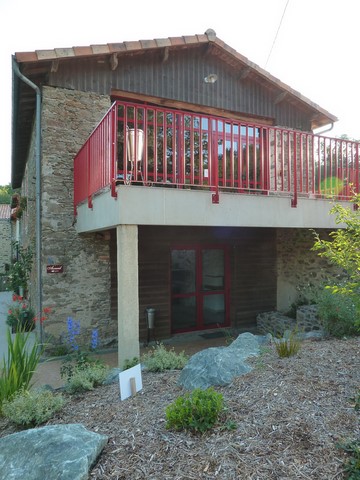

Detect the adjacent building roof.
[
  {"left": 12, "top": 29, "right": 338, "bottom": 188},
  {"left": 0, "top": 204, "right": 10, "bottom": 220}
]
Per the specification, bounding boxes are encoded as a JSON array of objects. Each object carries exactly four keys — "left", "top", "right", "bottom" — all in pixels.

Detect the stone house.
[
  {"left": 11, "top": 30, "right": 359, "bottom": 366},
  {"left": 0, "top": 204, "right": 11, "bottom": 276}
]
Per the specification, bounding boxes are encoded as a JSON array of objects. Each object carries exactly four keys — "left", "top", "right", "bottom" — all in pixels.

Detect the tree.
[
  {"left": 0, "top": 184, "right": 14, "bottom": 204},
  {"left": 312, "top": 194, "right": 360, "bottom": 331}
]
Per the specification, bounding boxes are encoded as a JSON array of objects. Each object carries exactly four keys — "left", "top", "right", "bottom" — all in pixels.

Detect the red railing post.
[
  {"left": 291, "top": 131, "right": 297, "bottom": 207},
  {"left": 110, "top": 104, "right": 117, "bottom": 198}
]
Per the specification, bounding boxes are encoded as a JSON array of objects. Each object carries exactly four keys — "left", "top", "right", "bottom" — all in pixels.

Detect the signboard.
[
  {"left": 46, "top": 264, "right": 63, "bottom": 274},
  {"left": 119, "top": 364, "right": 142, "bottom": 401}
]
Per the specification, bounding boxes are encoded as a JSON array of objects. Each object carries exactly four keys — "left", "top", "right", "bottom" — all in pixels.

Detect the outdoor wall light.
[{"left": 204, "top": 73, "right": 218, "bottom": 84}]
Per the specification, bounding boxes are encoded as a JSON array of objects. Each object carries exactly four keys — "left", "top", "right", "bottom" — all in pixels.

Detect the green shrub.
[
  {"left": 141, "top": 343, "right": 188, "bottom": 372},
  {"left": 64, "top": 363, "right": 109, "bottom": 394},
  {"left": 354, "top": 390, "right": 360, "bottom": 412},
  {"left": 2, "top": 389, "right": 65, "bottom": 427},
  {"left": 123, "top": 357, "right": 140, "bottom": 370},
  {"left": 274, "top": 331, "right": 301, "bottom": 358},
  {"left": 317, "top": 288, "right": 359, "bottom": 337},
  {"left": 337, "top": 439, "right": 360, "bottom": 479},
  {"left": 0, "top": 328, "right": 43, "bottom": 408},
  {"left": 165, "top": 388, "right": 225, "bottom": 433}
]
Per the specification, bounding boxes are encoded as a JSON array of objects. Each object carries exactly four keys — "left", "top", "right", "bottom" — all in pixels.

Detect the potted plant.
[{"left": 6, "top": 294, "right": 35, "bottom": 333}]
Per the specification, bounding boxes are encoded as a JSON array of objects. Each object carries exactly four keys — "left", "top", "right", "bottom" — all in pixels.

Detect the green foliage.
[
  {"left": 0, "top": 184, "right": 13, "bottom": 204},
  {"left": 337, "top": 439, "right": 360, "bottom": 480},
  {"left": 6, "top": 294, "right": 35, "bottom": 332},
  {"left": 8, "top": 243, "right": 33, "bottom": 294},
  {"left": 2, "top": 389, "right": 65, "bottom": 427},
  {"left": 60, "top": 351, "right": 108, "bottom": 394},
  {"left": 312, "top": 195, "right": 360, "bottom": 333},
  {"left": 274, "top": 331, "right": 301, "bottom": 358},
  {"left": 123, "top": 357, "right": 140, "bottom": 370},
  {"left": 354, "top": 390, "right": 360, "bottom": 412},
  {"left": 0, "top": 328, "right": 43, "bottom": 408},
  {"left": 64, "top": 363, "right": 109, "bottom": 394},
  {"left": 316, "top": 288, "right": 359, "bottom": 337},
  {"left": 141, "top": 343, "right": 188, "bottom": 372},
  {"left": 165, "top": 388, "right": 225, "bottom": 433}
]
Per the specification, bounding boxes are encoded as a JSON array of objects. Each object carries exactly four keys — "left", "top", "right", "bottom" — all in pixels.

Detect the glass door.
[{"left": 171, "top": 247, "right": 229, "bottom": 333}]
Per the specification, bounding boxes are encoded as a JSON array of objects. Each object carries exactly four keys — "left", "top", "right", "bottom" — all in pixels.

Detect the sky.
[{"left": 0, "top": 0, "right": 359, "bottom": 186}]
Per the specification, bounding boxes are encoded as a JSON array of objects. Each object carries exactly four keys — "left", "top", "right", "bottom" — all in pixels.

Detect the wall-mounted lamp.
[{"left": 204, "top": 73, "right": 218, "bottom": 84}]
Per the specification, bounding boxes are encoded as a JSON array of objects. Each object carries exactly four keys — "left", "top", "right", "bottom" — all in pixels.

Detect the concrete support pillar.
[{"left": 116, "top": 225, "right": 140, "bottom": 369}]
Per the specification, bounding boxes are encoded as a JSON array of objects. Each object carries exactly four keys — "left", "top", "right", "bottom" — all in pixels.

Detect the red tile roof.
[{"left": 0, "top": 204, "right": 10, "bottom": 220}]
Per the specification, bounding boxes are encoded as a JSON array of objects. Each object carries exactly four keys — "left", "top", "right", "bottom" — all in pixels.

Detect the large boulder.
[
  {"left": 0, "top": 424, "right": 108, "bottom": 480},
  {"left": 178, "top": 332, "right": 265, "bottom": 390}
]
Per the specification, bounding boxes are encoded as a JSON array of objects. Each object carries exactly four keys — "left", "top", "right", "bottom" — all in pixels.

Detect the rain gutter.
[{"left": 12, "top": 57, "right": 43, "bottom": 344}]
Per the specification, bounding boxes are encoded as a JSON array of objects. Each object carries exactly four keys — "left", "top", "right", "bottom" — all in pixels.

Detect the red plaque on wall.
[{"left": 46, "top": 264, "right": 63, "bottom": 273}]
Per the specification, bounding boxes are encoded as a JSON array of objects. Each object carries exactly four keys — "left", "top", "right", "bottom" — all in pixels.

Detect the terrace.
[{"left": 74, "top": 100, "right": 359, "bottom": 227}]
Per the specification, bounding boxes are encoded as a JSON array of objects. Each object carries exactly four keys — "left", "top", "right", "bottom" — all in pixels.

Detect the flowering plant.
[
  {"left": 7, "top": 295, "right": 35, "bottom": 332},
  {"left": 6, "top": 294, "right": 51, "bottom": 332}
]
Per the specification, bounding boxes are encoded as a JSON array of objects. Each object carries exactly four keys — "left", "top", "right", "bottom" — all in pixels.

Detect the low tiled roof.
[{"left": 0, "top": 204, "right": 10, "bottom": 220}]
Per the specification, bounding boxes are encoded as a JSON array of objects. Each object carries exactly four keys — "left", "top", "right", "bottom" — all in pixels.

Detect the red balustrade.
[{"left": 74, "top": 101, "right": 360, "bottom": 212}]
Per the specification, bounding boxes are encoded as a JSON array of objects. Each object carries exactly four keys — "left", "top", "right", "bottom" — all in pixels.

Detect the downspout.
[
  {"left": 12, "top": 57, "right": 43, "bottom": 344},
  {"left": 314, "top": 123, "right": 334, "bottom": 136}
]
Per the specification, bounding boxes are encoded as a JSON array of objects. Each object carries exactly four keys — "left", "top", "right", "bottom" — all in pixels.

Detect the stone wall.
[
  {"left": 0, "top": 217, "right": 11, "bottom": 274},
  {"left": 276, "top": 228, "right": 339, "bottom": 312},
  {"left": 24, "top": 86, "right": 115, "bottom": 346},
  {"left": 257, "top": 305, "right": 322, "bottom": 337}
]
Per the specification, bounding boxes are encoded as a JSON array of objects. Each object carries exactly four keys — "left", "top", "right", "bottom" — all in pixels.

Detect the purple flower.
[{"left": 90, "top": 329, "right": 98, "bottom": 350}]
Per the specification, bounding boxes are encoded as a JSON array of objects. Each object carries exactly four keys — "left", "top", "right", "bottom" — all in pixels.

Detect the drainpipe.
[
  {"left": 314, "top": 123, "right": 334, "bottom": 136},
  {"left": 12, "top": 57, "right": 43, "bottom": 344}
]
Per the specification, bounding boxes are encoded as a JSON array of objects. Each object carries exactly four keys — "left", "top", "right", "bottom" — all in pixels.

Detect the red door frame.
[{"left": 170, "top": 245, "right": 231, "bottom": 333}]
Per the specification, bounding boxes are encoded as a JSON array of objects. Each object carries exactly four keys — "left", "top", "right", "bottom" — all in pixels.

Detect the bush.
[
  {"left": 274, "top": 331, "right": 301, "bottom": 358},
  {"left": 337, "top": 439, "right": 360, "bottom": 480},
  {"left": 166, "top": 388, "right": 225, "bottom": 433},
  {"left": 123, "top": 357, "right": 140, "bottom": 370},
  {"left": 64, "top": 362, "right": 109, "bottom": 394},
  {"left": 0, "top": 328, "right": 43, "bottom": 408},
  {"left": 2, "top": 389, "right": 65, "bottom": 427},
  {"left": 317, "top": 288, "right": 359, "bottom": 337},
  {"left": 141, "top": 343, "right": 188, "bottom": 372}
]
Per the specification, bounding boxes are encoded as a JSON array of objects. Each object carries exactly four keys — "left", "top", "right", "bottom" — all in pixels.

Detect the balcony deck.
[{"left": 74, "top": 101, "right": 359, "bottom": 232}]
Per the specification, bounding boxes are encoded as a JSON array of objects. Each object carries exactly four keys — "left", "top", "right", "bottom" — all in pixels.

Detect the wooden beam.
[
  {"left": 238, "top": 67, "right": 251, "bottom": 81},
  {"left": 111, "top": 88, "right": 274, "bottom": 125},
  {"left": 110, "top": 53, "right": 118, "bottom": 71},
  {"left": 274, "top": 91, "right": 288, "bottom": 104}
]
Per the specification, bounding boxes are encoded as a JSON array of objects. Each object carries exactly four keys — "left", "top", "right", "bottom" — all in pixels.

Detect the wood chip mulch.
[{"left": 1, "top": 337, "right": 359, "bottom": 479}]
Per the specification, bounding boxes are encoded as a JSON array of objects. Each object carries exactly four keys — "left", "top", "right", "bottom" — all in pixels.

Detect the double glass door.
[{"left": 171, "top": 247, "right": 229, "bottom": 332}]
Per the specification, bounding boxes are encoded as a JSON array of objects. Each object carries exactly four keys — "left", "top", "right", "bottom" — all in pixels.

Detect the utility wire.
[{"left": 265, "top": 0, "right": 290, "bottom": 69}]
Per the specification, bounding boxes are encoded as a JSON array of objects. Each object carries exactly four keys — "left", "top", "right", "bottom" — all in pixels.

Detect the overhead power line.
[{"left": 265, "top": 0, "right": 290, "bottom": 69}]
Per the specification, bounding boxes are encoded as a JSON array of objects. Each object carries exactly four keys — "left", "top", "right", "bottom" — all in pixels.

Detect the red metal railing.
[{"left": 73, "top": 101, "right": 360, "bottom": 212}]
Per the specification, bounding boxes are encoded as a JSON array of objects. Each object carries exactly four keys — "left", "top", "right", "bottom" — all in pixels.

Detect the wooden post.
[{"left": 130, "top": 377, "right": 137, "bottom": 396}]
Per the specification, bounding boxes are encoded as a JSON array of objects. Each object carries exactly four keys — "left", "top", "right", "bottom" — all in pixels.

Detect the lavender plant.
[{"left": 60, "top": 318, "right": 108, "bottom": 392}]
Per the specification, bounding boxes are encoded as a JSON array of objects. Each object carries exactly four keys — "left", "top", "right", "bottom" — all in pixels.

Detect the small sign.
[
  {"left": 46, "top": 264, "right": 63, "bottom": 274},
  {"left": 119, "top": 364, "right": 142, "bottom": 401}
]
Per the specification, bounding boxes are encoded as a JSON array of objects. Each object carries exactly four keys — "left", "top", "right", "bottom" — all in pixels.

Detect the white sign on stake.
[{"left": 119, "top": 364, "right": 143, "bottom": 401}]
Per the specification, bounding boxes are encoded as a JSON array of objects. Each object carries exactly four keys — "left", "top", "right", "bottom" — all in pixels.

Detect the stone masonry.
[
  {"left": 22, "top": 86, "right": 115, "bottom": 347},
  {"left": 0, "top": 205, "right": 11, "bottom": 274},
  {"left": 276, "top": 228, "right": 340, "bottom": 312}
]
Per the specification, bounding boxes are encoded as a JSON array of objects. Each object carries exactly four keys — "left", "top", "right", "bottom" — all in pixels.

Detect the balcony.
[{"left": 74, "top": 101, "right": 360, "bottom": 220}]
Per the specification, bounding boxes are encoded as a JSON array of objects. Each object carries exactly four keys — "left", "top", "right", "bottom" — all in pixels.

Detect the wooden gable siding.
[
  {"left": 49, "top": 49, "right": 312, "bottom": 131},
  {"left": 111, "top": 226, "right": 276, "bottom": 342}
]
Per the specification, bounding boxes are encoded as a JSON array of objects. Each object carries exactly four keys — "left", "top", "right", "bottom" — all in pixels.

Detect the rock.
[
  {"left": 103, "top": 367, "right": 122, "bottom": 385},
  {"left": 0, "top": 424, "right": 108, "bottom": 480},
  {"left": 178, "top": 332, "right": 264, "bottom": 390}
]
